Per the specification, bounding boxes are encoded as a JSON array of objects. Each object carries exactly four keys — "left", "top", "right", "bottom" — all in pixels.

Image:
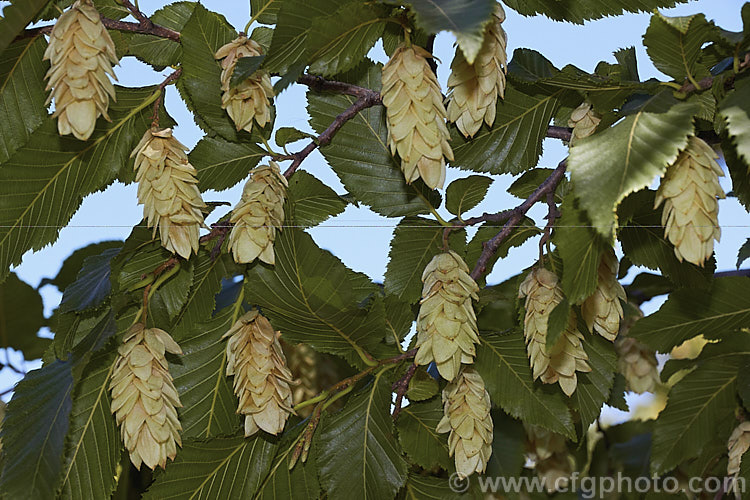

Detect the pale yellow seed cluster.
[
  {"left": 43, "top": 0, "right": 118, "bottom": 140},
  {"left": 214, "top": 36, "right": 274, "bottom": 133},
  {"left": 524, "top": 424, "right": 574, "bottom": 493},
  {"left": 728, "top": 421, "right": 750, "bottom": 490},
  {"left": 110, "top": 324, "right": 183, "bottom": 470},
  {"left": 519, "top": 267, "right": 591, "bottom": 396},
  {"left": 436, "top": 367, "right": 493, "bottom": 478},
  {"left": 131, "top": 128, "right": 206, "bottom": 259},
  {"left": 228, "top": 162, "right": 287, "bottom": 265},
  {"left": 655, "top": 136, "right": 725, "bottom": 267},
  {"left": 223, "top": 310, "right": 295, "bottom": 436},
  {"left": 415, "top": 251, "right": 480, "bottom": 381},
  {"left": 446, "top": 3, "right": 507, "bottom": 138},
  {"left": 567, "top": 102, "right": 601, "bottom": 143},
  {"left": 382, "top": 44, "right": 453, "bottom": 189},
  {"left": 616, "top": 337, "right": 659, "bottom": 394},
  {"left": 581, "top": 248, "right": 626, "bottom": 341}
]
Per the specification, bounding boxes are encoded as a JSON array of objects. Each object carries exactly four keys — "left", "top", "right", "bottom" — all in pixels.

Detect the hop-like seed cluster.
[
  {"left": 728, "top": 422, "right": 750, "bottom": 482},
  {"left": 446, "top": 3, "right": 507, "bottom": 138},
  {"left": 567, "top": 102, "right": 601, "bottom": 143},
  {"left": 581, "top": 248, "right": 626, "bottom": 341},
  {"left": 519, "top": 267, "right": 591, "bottom": 396},
  {"left": 616, "top": 337, "right": 659, "bottom": 394},
  {"left": 435, "top": 367, "right": 493, "bottom": 478},
  {"left": 43, "top": 0, "right": 118, "bottom": 140},
  {"left": 382, "top": 44, "right": 453, "bottom": 189},
  {"left": 131, "top": 128, "right": 206, "bottom": 259},
  {"left": 214, "top": 36, "right": 274, "bottom": 133},
  {"left": 524, "top": 425, "right": 574, "bottom": 493},
  {"left": 223, "top": 310, "right": 295, "bottom": 436},
  {"left": 228, "top": 162, "right": 287, "bottom": 265},
  {"left": 110, "top": 324, "right": 183, "bottom": 470},
  {"left": 655, "top": 136, "right": 725, "bottom": 267},
  {"left": 415, "top": 251, "right": 480, "bottom": 381}
]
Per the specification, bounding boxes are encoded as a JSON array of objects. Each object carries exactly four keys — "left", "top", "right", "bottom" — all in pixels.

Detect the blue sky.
[{"left": 3, "top": 1, "right": 748, "bottom": 405}]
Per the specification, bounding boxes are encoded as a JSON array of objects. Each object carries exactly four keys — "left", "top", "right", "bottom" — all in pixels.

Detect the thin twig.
[
  {"left": 470, "top": 160, "right": 567, "bottom": 280},
  {"left": 538, "top": 190, "right": 560, "bottom": 260},
  {"left": 152, "top": 68, "right": 182, "bottom": 128},
  {"left": 19, "top": 16, "right": 180, "bottom": 42},
  {"left": 119, "top": 0, "right": 152, "bottom": 26},
  {"left": 391, "top": 363, "right": 418, "bottom": 420}
]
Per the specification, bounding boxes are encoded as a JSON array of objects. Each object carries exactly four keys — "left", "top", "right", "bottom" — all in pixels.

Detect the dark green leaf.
[
  {"left": 144, "top": 435, "right": 278, "bottom": 499},
  {"left": 723, "top": 132, "right": 750, "bottom": 211},
  {"left": 720, "top": 77, "right": 750, "bottom": 166},
  {"left": 128, "top": 2, "right": 196, "bottom": 70},
  {"left": 396, "top": 397, "right": 451, "bottom": 470},
  {"left": 508, "top": 167, "right": 565, "bottom": 202},
  {"left": 230, "top": 55, "right": 266, "bottom": 87},
  {"left": 451, "top": 83, "right": 564, "bottom": 175},
  {"left": 308, "top": 61, "right": 441, "bottom": 217},
  {"left": 250, "top": 0, "right": 281, "bottom": 25},
  {"left": 384, "top": 217, "right": 466, "bottom": 305},
  {"left": 254, "top": 423, "right": 320, "bottom": 500},
  {"left": 545, "top": 297, "right": 570, "bottom": 349},
  {"left": 0, "top": 85, "right": 163, "bottom": 283},
  {"left": 406, "top": 369, "right": 439, "bottom": 401},
  {"left": 189, "top": 136, "right": 265, "bottom": 191},
  {"left": 474, "top": 331, "right": 576, "bottom": 439},
  {"left": 502, "top": 0, "right": 690, "bottom": 24},
  {"left": 274, "top": 126, "right": 314, "bottom": 147},
  {"left": 0, "top": 0, "right": 49, "bottom": 53},
  {"left": 318, "top": 374, "right": 408, "bottom": 499},
  {"left": 41, "top": 241, "right": 122, "bottom": 291},
  {"left": 738, "top": 239, "right": 750, "bottom": 269},
  {"left": 568, "top": 92, "right": 699, "bottom": 237},
  {"left": 0, "top": 272, "right": 48, "bottom": 359},
  {"left": 629, "top": 277, "right": 750, "bottom": 352},
  {"left": 59, "top": 248, "right": 120, "bottom": 313},
  {"left": 643, "top": 12, "right": 713, "bottom": 82},
  {"left": 0, "top": 37, "right": 49, "bottom": 164},
  {"left": 445, "top": 175, "right": 493, "bottom": 216},
  {"left": 0, "top": 360, "right": 73, "bottom": 499},
  {"left": 171, "top": 307, "right": 239, "bottom": 438},
  {"left": 571, "top": 334, "right": 617, "bottom": 430},
  {"left": 149, "top": 260, "right": 195, "bottom": 325},
  {"left": 625, "top": 272, "right": 672, "bottom": 304},
  {"left": 401, "top": 473, "right": 477, "bottom": 499},
  {"left": 288, "top": 170, "right": 348, "bottom": 227},
  {"left": 485, "top": 410, "right": 525, "bottom": 477}
]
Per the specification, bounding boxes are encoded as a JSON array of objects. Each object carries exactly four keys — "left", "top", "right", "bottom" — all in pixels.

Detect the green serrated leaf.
[
  {"left": 738, "top": 239, "right": 750, "bottom": 269},
  {"left": 723, "top": 132, "right": 750, "bottom": 211},
  {"left": 230, "top": 55, "right": 266, "bottom": 87},
  {"left": 445, "top": 175, "right": 493, "bottom": 216},
  {"left": 0, "top": 0, "right": 49, "bottom": 53},
  {"left": 508, "top": 167, "right": 565, "bottom": 202},
  {"left": 189, "top": 136, "right": 265, "bottom": 191},
  {"left": 0, "top": 360, "right": 73, "bottom": 499},
  {"left": 144, "top": 434, "right": 278, "bottom": 499},
  {"left": 0, "top": 85, "right": 163, "bottom": 283},
  {"left": 318, "top": 373, "right": 408, "bottom": 499},
  {"left": 171, "top": 306, "right": 239, "bottom": 438},
  {"left": 149, "top": 260, "right": 195, "bottom": 325},
  {"left": 274, "top": 126, "right": 314, "bottom": 147},
  {"left": 288, "top": 170, "right": 348, "bottom": 227},
  {"left": 643, "top": 12, "right": 713, "bottom": 82},
  {"left": 250, "top": 0, "right": 281, "bottom": 25},
  {"left": 545, "top": 297, "right": 570, "bottom": 349},
  {"left": 485, "top": 410, "right": 525, "bottom": 477},
  {"left": 720, "top": 77, "right": 750, "bottom": 166},
  {"left": 0, "top": 37, "right": 49, "bottom": 164},
  {"left": 629, "top": 277, "right": 750, "bottom": 352},
  {"left": 568, "top": 92, "right": 699, "bottom": 237},
  {"left": 401, "top": 472, "right": 478, "bottom": 499},
  {"left": 571, "top": 334, "right": 616, "bottom": 430},
  {"left": 308, "top": 61, "right": 441, "bottom": 217},
  {"left": 406, "top": 369, "right": 438, "bottom": 402},
  {"left": 384, "top": 295, "right": 414, "bottom": 347},
  {"left": 59, "top": 247, "right": 120, "bottom": 313},
  {"left": 396, "top": 397, "right": 451, "bottom": 470},
  {"left": 307, "top": 2, "right": 386, "bottom": 77},
  {"left": 502, "top": 0, "right": 690, "bottom": 24},
  {"left": 41, "top": 241, "right": 122, "bottom": 291},
  {"left": 465, "top": 218, "right": 540, "bottom": 286},
  {"left": 56, "top": 349, "right": 119, "bottom": 500},
  {"left": 451, "top": 83, "right": 564, "bottom": 175},
  {"left": 474, "top": 331, "right": 576, "bottom": 440},
  {"left": 384, "top": 217, "right": 466, "bottom": 305},
  {"left": 127, "top": 2, "right": 196, "bottom": 70},
  {"left": 0, "top": 272, "right": 48, "bottom": 359}
]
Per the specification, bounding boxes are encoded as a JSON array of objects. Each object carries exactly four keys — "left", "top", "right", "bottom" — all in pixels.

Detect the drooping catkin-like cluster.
[
  {"left": 519, "top": 267, "right": 591, "bottom": 396},
  {"left": 382, "top": 44, "right": 453, "bottom": 189},
  {"left": 131, "top": 128, "right": 206, "bottom": 259},
  {"left": 109, "top": 324, "right": 183, "bottom": 470},
  {"left": 728, "top": 422, "right": 750, "bottom": 488},
  {"left": 43, "top": 0, "right": 118, "bottom": 140},
  {"left": 223, "top": 310, "right": 295, "bottom": 436},
  {"left": 524, "top": 425, "right": 574, "bottom": 493},
  {"left": 616, "top": 337, "right": 659, "bottom": 394},
  {"left": 214, "top": 35, "right": 274, "bottom": 133},
  {"left": 567, "top": 102, "right": 601, "bottom": 143},
  {"left": 435, "top": 367, "right": 493, "bottom": 478},
  {"left": 446, "top": 3, "right": 507, "bottom": 138},
  {"left": 415, "top": 251, "right": 480, "bottom": 381},
  {"left": 581, "top": 248, "right": 626, "bottom": 341},
  {"left": 655, "top": 136, "right": 725, "bottom": 267},
  {"left": 228, "top": 162, "right": 287, "bottom": 265}
]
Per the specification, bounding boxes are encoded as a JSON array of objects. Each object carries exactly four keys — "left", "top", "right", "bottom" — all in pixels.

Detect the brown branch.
[
  {"left": 391, "top": 363, "right": 418, "bottom": 420},
  {"left": 678, "top": 52, "right": 750, "bottom": 94},
  {"left": 152, "top": 68, "right": 182, "bottom": 127},
  {"left": 538, "top": 190, "right": 560, "bottom": 260},
  {"left": 470, "top": 160, "right": 567, "bottom": 281},
  {"left": 19, "top": 16, "right": 180, "bottom": 42}
]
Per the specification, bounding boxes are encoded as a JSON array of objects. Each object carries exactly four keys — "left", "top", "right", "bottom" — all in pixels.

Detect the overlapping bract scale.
[
  {"left": 215, "top": 35, "right": 274, "bottom": 133},
  {"left": 616, "top": 336, "right": 659, "bottom": 394},
  {"left": 223, "top": 310, "right": 295, "bottom": 436},
  {"left": 446, "top": 3, "right": 507, "bottom": 138},
  {"left": 581, "top": 248, "right": 626, "bottom": 341},
  {"left": 110, "top": 324, "right": 183, "bottom": 470},
  {"left": 415, "top": 251, "right": 480, "bottom": 381},
  {"left": 131, "top": 128, "right": 207, "bottom": 259},
  {"left": 655, "top": 136, "right": 725, "bottom": 267},
  {"left": 228, "top": 162, "right": 287, "bottom": 265},
  {"left": 567, "top": 101, "right": 601, "bottom": 143},
  {"left": 524, "top": 424, "right": 574, "bottom": 492},
  {"left": 728, "top": 421, "right": 750, "bottom": 492},
  {"left": 435, "top": 367, "right": 493, "bottom": 478},
  {"left": 43, "top": 0, "right": 118, "bottom": 140},
  {"left": 519, "top": 267, "right": 591, "bottom": 396},
  {"left": 382, "top": 44, "right": 453, "bottom": 189}
]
